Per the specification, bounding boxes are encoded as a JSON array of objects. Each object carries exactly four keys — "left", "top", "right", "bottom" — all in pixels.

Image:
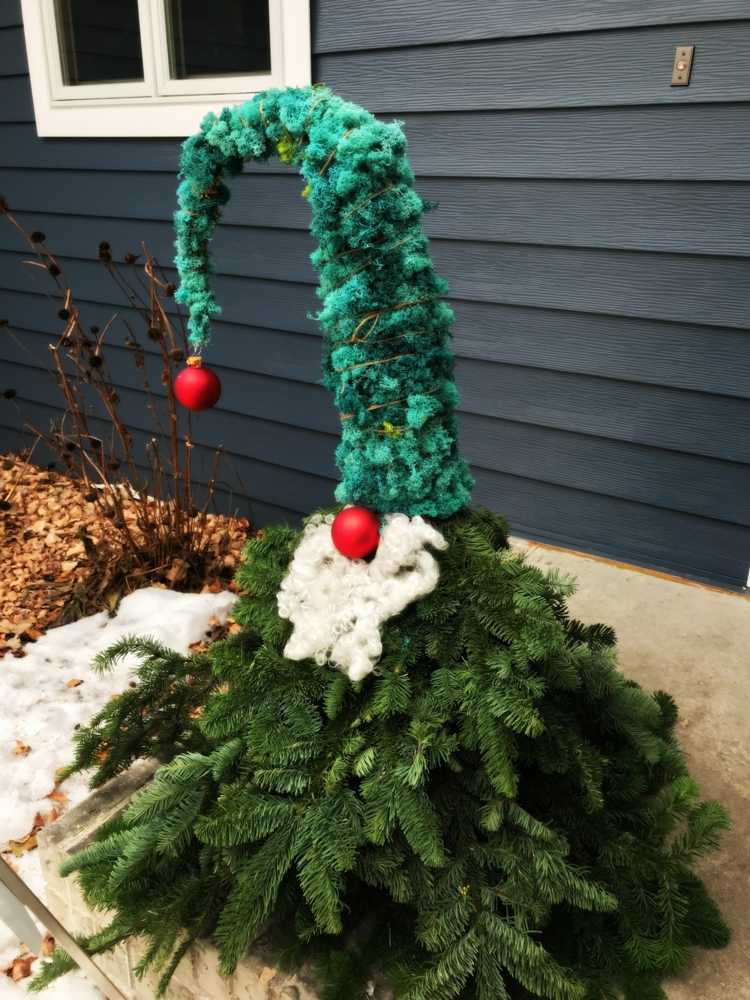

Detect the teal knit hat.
[{"left": 174, "top": 85, "right": 473, "bottom": 519}]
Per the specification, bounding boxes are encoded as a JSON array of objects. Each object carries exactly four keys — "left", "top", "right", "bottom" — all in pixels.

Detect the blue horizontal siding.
[
  {"left": 3, "top": 213, "right": 750, "bottom": 329},
  {"left": 316, "top": 20, "right": 750, "bottom": 111},
  {"left": 5, "top": 169, "right": 750, "bottom": 256},
  {"left": 1, "top": 0, "right": 749, "bottom": 587},
  {"left": 313, "top": 0, "right": 750, "bottom": 51}
]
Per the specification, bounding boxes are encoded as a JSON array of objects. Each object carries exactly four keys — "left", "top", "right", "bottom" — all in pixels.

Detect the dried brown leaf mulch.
[{"left": 0, "top": 454, "right": 250, "bottom": 658}]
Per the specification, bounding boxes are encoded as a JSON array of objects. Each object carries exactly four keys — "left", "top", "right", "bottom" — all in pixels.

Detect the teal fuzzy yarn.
[{"left": 174, "top": 86, "right": 474, "bottom": 518}]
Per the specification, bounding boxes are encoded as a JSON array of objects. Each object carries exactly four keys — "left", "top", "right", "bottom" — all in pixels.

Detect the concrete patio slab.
[{"left": 518, "top": 539, "right": 750, "bottom": 1000}]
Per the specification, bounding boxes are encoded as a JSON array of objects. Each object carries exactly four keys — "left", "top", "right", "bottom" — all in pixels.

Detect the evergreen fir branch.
[
  {"left": 653, "top": 690, "right": 679, "bottom": 733},
  {"left": 107, "top": 826, "right": 161, "bottom": 893},
  {"left": 155, "top": 935, "right": 195, "bottom": 996},
  {"left": 254, "top": 766, "right": 312, "bottom": 795},
  {"left": 404, "top": 927, "right": 479, "bottom": 999},
  {"left": 195, "top": 785, "right": 296, "bottom": 846},
  {"left": 371, "top": 670, "right": 412, "bottom": 717},
  {"left": 474, "top": 944, "right": 511, "bottom": 1000},
  {"left": 396, "top": 786, "right": 445, "bottom": 868},
  {"left": 215, "top": 820, "right": 298, "bottom": 974},
  {"left": 153, "top": 784, "right": 207, "bottom": 857},
  {"left": 622, "top": 930, "right": 689, "bottom": 975},
  {"left": 416, "top": 890, "right": 473, "bottom": 951},
  {"left": 670, "top": 800, "right": 731, "bottom": 862},
  {"left": 504, "top": 802, "right": 558, "bottom": 844},
  {"left": 356, "top": 845, "right": 414, "bottom": 903},
  {"left": 296, "top": 840, "right": 346, "bottom": 934},
  {"left": 476, "top": 704, "right": 518, "bottom": 798},
  {"left": 60, "top": 637, "right": 215, "bottom": 787},
  {"left": 487, "top": 683, "right": 545, "bottom": 737},
  {"left": 361, "top": 779, "right": 399, "bottom": 846},
  {"left": 209, "top": 737, "right": 244, "bottom": 781},
  {"left": 480, "top": 912, "right": 585, "bottom": 1000},
  {"left": 59, "top": 829, "right": 132, "bottom": 877},
  {"left": 353, "top": 746, "right": 377, "bottom": 777},
  {"left": 27, "top": 948, "right": 78, "bottom": 992},
  {"left": 92, "top": 635, "right": 179, "bottom": 673},
  {"left": 123, "top": 752, "right": 213, "bottom": 825},
  {"left": 324, "top": 672, "right": 350, "bottom": 719},
  {"left": 30, "top": 916, "right": 134, "bottom": 992}
]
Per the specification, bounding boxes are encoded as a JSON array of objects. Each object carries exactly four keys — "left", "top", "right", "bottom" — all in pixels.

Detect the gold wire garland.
[
  {"left": 336, "top": 352, "right": 416, "bottom": 375},
  {"left": 318, "top": 128, "right": 353, "bottom": 177},
  {"left": 341, "top": 183, "right": 395, "bottom": 221},
  {"left": 340, "top": 387, "right": 439, "bottom": 422}
]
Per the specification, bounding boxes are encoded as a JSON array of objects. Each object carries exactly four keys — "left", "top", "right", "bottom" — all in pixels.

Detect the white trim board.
[{"left": 20, "top": 0, "right": 311, "bottom": 137}]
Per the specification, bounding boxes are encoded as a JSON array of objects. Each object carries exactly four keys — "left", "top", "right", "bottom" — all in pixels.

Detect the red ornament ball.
[
  {"left": 331, "top": 506, "right": 380, "bottom": 559},
  {"left": 173, "top": 360, "right": 221, "bottom": 411}
]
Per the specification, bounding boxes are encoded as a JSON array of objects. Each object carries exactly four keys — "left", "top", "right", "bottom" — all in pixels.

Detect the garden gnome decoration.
[
  {"left": 174, "top": 83, "right": 474, "bottom": 679},
  {"left": 47, "top": 86, "right": 728, "bottom": 1000}
]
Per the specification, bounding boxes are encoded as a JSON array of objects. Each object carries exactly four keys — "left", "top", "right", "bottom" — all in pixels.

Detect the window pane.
[
  {"left": 166, "top": 0, "right": 271, "bottom": 79},
  {"left": 55, "top": 0, "right": 144, "bottom": 86}
]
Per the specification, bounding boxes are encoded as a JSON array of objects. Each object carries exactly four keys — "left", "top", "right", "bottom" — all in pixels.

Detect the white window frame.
[{"left": 21, "top": 0, "right": 311, "bottom": 138}]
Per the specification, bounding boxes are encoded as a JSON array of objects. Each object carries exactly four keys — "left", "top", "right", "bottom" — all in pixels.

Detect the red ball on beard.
[
  {"left": 331, "top": 506, "right": 380, "bottom": 559},
  {"left": 173, "top": 364, "right": 221, "bottom": 411}
]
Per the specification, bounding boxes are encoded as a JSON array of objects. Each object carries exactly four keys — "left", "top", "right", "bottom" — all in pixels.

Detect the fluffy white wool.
[
  {"left": 0, "top": 586, "right": 237, "bottom": 997},
  {"left": 278, "top": 512, "right": 447, "bottom": 681}
]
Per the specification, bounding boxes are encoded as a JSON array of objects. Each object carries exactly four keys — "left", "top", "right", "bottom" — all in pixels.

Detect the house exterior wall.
[{"left": 1, "top": 0, "right": 749, "bottom": 587}]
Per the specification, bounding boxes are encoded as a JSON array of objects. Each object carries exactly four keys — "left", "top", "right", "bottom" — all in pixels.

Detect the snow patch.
[
  {"left": 278, "top": 512, "right": 447, "bottom": 681},
  {"left": 0, "top": 586, "right": 237, "bottom": 996}
]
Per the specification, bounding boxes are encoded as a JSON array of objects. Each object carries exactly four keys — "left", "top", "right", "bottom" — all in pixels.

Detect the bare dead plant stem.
[{"left": 0, "top": 202, "right": 249, "bottom": 606}]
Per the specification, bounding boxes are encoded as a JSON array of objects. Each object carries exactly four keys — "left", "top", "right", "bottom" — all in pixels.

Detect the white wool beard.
[{"left": 277, "top": 512, "right": 447, "bottom": 682}]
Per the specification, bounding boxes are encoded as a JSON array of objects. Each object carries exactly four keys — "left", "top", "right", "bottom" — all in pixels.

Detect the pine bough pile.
[{"left": 36, "top": 510, "right": 728, "bottom": 1000}]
